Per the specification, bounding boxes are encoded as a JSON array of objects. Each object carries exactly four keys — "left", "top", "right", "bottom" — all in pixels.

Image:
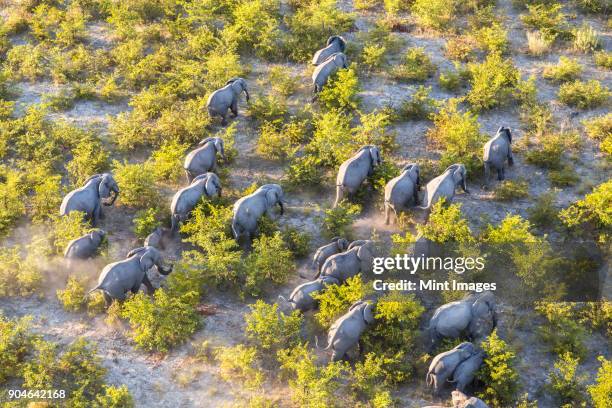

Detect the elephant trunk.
[
  {"left": 107, "top": 188, "right": 119, "bottom": 206},
  {"left": 315, "top": 335, "right": 331, "bottom": 351},
  {"left": 158, "top": 264, "right": 173, "bottom": 275},
  {"left": 244, "top": 88, "right": 250, "bottom": 102},
  {"left": 278, "top": 201, "right": 284, "bottom": 215},
  {"left": 462, "top": 178, "right": 469, "bottom": 194}
]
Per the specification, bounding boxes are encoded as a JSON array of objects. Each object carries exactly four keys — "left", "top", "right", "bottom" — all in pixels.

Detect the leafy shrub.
[
  {"left": 49, "top": 211, "right": 92, "bottom": 255},
  {"left": 350, "top": 352, "right": 405, "bottom": 402},
  {"left": 121, "top": 290, "right": 201, "bottom": 352},
  {"left": 572, "top": 23, "right": 600, "bottom": 53},
  {"left": 0, "top": 246, "right": 43, "bottom": 297},
  {"left": 588, "top": 356, "right": 612, "bottom": 408},
  {"left": 412, "top": 0, "right": 457, "bottom": 31},
  {"left": 66, "top": 138, "right": 110, "bottom": 187},
  {"left": 520, "top": 3, "right": 569, "bottom": 43},
  {"left": 0, "top": 315, "right": 36, "bottom": 383},
  {"left": 312, "top": 275, "right": 374, "bottom": 328},
  {"left": 4, "top": 44, "right": 46, "bottom": 81},
  {"left": 418, "top": 200, "right": 474, "bottom": 243},
  {"left": 243, "top": 232, "right": 295, "bottom": 297},
  {"left": 257, "top": 120, "right": 307, "bottom": 162},
  {"left": 528, "top": 192, "right": 559, "bottom": 228},
  {"left": 113, "top": 161, "right": 161, "bottom": 208},
  {"left": 493, "top": 179, "right": 529, "bottom": 201},
  {"left": 320, "top": 201, "right": 361, "bottom": 239},
  {"left": 244, "top": 300, "right": 302, "bottom": 352},
  {"left": 281, "top": 225, "right": 311, "bottom": 258},
  {"left": 439, "top": 69, "right": 463, "bottom": 92},
  {"left": 215, "top": 345, "right": 264, "bottom": 390},
  {"left": 30, "top": 173, "right": 63, "bottom": 224},
  {"left": 466, "top": 52, "right": 519, "bottom": 111},
  {"left": 133, "top": 207, "right": 163, "bottom": 239},
  {"left": 268, "top": 66, "right": 300, "bottom": 97},
  {"left": 474, "top": 22, "right": 509, "bottom": 54},
  {"left": 559, "top": 180, "right": 611, "bottom": 242},
  {"left": 57, "top": 277, "right": 86, "bottom": 312},
  {"left": 476, "top": 330, "right": 519, "bottom": 407},
  {"left": 248, "top": 93, "right": 289, "bottom": 126},
  {"left": 277, "top": 343, "right": 347, "bottom": 407},
  {"left": 399, "top": 86, "right": 438, "bottom": 121},
  {"left": 319, "top": 65, "right": 361, "bottom": 112},
  {"left": 558, "top": 80, "right": 610, "bottom": 109},
  {"left": 445, "top": 36, "right": 476, "bottom": 62},
  {"left": 594, "top": 51, "right": 612, "bottom": 70},
  {"left": 427, "top": 100, "right": 486, "bottom": 172},
  {"left": 285, "top": 155, "right": 325, "bottom": 188},
  {"left": 391, "top": 48, "right": 436, "bottom": 82},
  {"left": 549, "top": 165, "right": 579, "bottom": 187},
  {"left": 95, "top": 385, "right": 135, "bottom": 407},
  {"left": 535, "top": 302, "right": 588, "bottom": 358},
  {"left": 149, "top": 139, "right": 188, "bottom": 183},
  {"left": 543, "top": 57, "right": 582, "bottom": 82},
  {"left": 361, "top": 43, "right": 387, "bottom": 72},
  {"left": 0, "top": 167, "right": 26, "bottom": 236},
  {"left": 583, "top": 113, "right": 611, "bottom": 156},
  {"left": 526, "top": 30, "right": 553, "bottom": 56},
  {"left": 547, "top": 352, "right": 587, "bottom": 405}
]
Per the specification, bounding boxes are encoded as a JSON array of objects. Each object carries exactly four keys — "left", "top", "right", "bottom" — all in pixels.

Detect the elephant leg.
[
  {"left": 501, "top": 167, "right": 506, "bottom": 180},
  {"left": 334, "top": 185, "right": 344, "bottom": 208},
  {"left": 231, "top": 100, "right": 238, "bottom": 117},
  {"left": 384, "top": 204, "right": 390, "bottom": 225},
  {"left": 142, "top": 274, "right": 156, "bottom": 295},
  {"left": 92, "top": 204, "right": 101, "bottom": 226},
  {"left": 221, "top": 112, "right": 228, "bottom": 126},
  {"left": 484, "top": 163, "right": 490, "bottom": 185},
  {"left": 103, "top": 292, "right": 113, "bottom": 308},
  {"left": 497, "top": 168, "right": 503, "bottom": 181},
  {"left": 508, "top": 149, "right": 514, "bottom": 166}
]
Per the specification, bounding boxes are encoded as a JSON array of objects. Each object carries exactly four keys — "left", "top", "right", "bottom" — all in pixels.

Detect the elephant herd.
[{"left": 57, "top": 36, "right": 513, "bottom": 405}]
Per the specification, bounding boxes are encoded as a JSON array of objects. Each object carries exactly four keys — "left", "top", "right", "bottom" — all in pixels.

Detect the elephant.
[
  {"left": 278, "top": 276, "right": 340, "bottom": 312},
  {"left": 451, "top": 350, "right": 484, "bottom": 392},
  {"left": 64, "top": 229, "right": 106, "bottom": 260},
  {"left": 426, "top": 342, "right": 477, "bottom": 395},
  {"left": 144, "top": 226, "right": 169, "bottom": 249},
  {"left": 312, "top": 53, "right": 348, "bottom": 94},
  {"left": 232, "top": 184, "right": 285, "bottom": 243},
  {"left": 483, "top": 126, "right": 513, "bottom": 183},
  {"left": 316, "top": 300, "right": 375, "bottom": 361},
  {"left": 384, "top": 163, "right": 420, "bottom": 224},
  {"left": 419, "top": 164, "right": 468, "bottom": 212},
  {"left": 171, "top": 173, "right": 222, "bottom": 233},
  {"left": 88, "top": 246, "right": 173, "bottom": 306},
  {"left": 428, "top": 291, "right": 497, "bottom": 348},
  {"left": 60, "top": 173, "right": 119, "bottom": 226},
  {"left": 312, "top": 35, "right": 347, "bottom": 66},
  {"left": 184, "top": 137, "right": 225, "bottom": 183},
  {"left": 312, "top": 237, "right": 349, "bottom": 273},
  {"left": 334, "top": 145, "right": 382, "bottom": 207},
  {"left": 207, "top": 77, "right": 250, "bottom": 125},
  {"left": 451, "top": 391, "right": 489, "bottom": 408},
  {"left": 318, "top": 240, "right": 375, "bottom": 282}
]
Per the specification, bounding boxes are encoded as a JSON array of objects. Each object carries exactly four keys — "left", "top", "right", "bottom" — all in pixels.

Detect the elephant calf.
[
  {"left": 316, "top": 300, "right": 375, "bottom": 361},
  {"left": 89, "top": 246, "right": 173, "bottom": 306},
  {"left": 384, "top": 163, "right": 420, "bottom": 225},
  {"left": 312, "top": 35, "right": 346, "bottom": 65},
  {"left": 334, "top": 145, "right": 382, "bottom": 208},
  {"left": 451, "top": 391, "right": 489, "bottom": 408},
  {"left": 207, "top": 78, "right": 249, "bottom": 125},
  {"left": 312, "top": 237, "right": 349, "bottom": 274},
  {"left": 428, "top": 291, "right": 496, "bottom": 348},
  {"left": 318, "top": 240, "right": 374, "bottom": 282},
  {"left": 312, "top": 52, "right": 348, "bottom": 94},
  {"left": 64, "top": 229, "right": 106, "bottom": 260},
  {"left": 426, "top": 342, "right": 477, "bottom": 395},
  {"left": 232, "top": 184, "right": 285, "bottom": 243},
  {"left": 144, "top": 226, "right": 169, "bottom": 250},
  {"left": 419, "top": 164, "right": 468, "bottom": 212},
  {"left": 60, "top": 173, "right": 119, "bottom": 226},
  {"left": 483, "top": 126, "right": 513, "bottom": 184},
  {"left": 171, "top": 173, "right": 222, "bottom": 233},
  {"left": 184, "top": 137, "right": 225, "bottom": 183},
  {"left": 451, "top": 350, "right": 484, "bottom": 392},
  {"left": 278, "top": 276, "right": 339, "bottom": 313}
]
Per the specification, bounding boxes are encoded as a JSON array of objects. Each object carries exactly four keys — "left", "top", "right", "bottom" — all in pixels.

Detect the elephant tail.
[
  {"left": 315, "top": 335, "right": 331, "bottom": 351},
  {"left": 426, "top": 372, "right": 433, "bottom": 388},
  {"left": 231, "top": 218, "right": 242, "bottom": 239}
]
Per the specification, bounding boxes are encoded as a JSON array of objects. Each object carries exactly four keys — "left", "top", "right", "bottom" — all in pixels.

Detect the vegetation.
[
  {"left": 466, "top": 52, "right": 519, "bottom": 111},
  {"left": 320, "top": 201, "right": 362, "bottom": 239},
  {"left": 493, "top": 179, "right": 529, "bottom": 201},
  {"left": 558, "top": 80, "right": 610, "bottom": 109},
  {"left": 535, "top": 302, "right": 588, "bottom": 359},
  {"left": 543, "top": 57, "right": 583, "bottom": 82},
  {"left": 588, "top": 356, "right": 612, "bottom": 408},
  {"left": 391, "top": 48, "right": 436, "bottom": 82},
  {"left": 476, "top": 330, "right": 520, "bottom": 407},
  {"left": 313, "top": 275, "right": 374, "bottom": 328},
  {"left": 244, "top": 300, "right": 303, "bottom": 352}
]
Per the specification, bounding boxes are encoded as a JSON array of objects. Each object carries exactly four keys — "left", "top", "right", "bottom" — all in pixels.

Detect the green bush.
[
  {"left": 445, "top": 36, "right": 476, "bottom": 62},
  {"left": 391, "top": 48, "right": 436, "bottom": 82},
  {"left": 320, "top": 201, "right": 361, "bottom": 239},
  {"left": 307, "top": 109, "right": 354, "bottom": 166},
  {"left": 476, "top": 330, "right": 520, "bottom": 407},
  {"left": 588, "top": 356, "right": 612, "bottom": 408},
  {"left": 558, "top": 80, "right": 610, "bottom": 109},
  {"left": 243, "top": 232, "right": 295, "bottom": 297},
  {"left": 427, "top": 100, "right": 486, "bottom": 172},
  {"left": 493, "top": 179, "right": 529, "bottom": 201},
  {"left": 412, "top": 0, "right": 457, "bottom": 31},
  {"left": 466, "top": 52, "right": 519, "bottom": 111},
  {"left": 30, "top": 173, "right": 63, "bottom": 224},
  {"left": 0, "top": 166, "right": 26, "bottom": 236},
  {"left": 121, "top": 290, "right": 201, "bottom": 352},
  {"left": 535, "top": 302, "right": 588, "bottom": 359},
  {"left": 0, "top": 246, "right": 43, "bottom": 297},
  {"left": 257, "top": 120, "right": 307, "bottom": 161},
  {"left": 0, "top": 315, "right": 36, "bottom": 384},
  {"left": 583, "top": 113, "right": 611, "bottom": 156},
  {"left": 573, "top": 23, "right": 600, "bottom": 53},
  {"left": 248, "top": 93, "right": 289, "bottom": 126},
  {"left": 281, "top": 225, "right": 311, "bottom": 258},
  {"left": 418, "top": 200, "right": 474, "bottom": 243},
  {"left": 594, "top": 51, "right": 612, "bottom": 69},
  {"left": 439, "top": 69, "right": 463, "bottom": 92},
  {"left": 57, "top": 276, "right": 86, "bottom": 312},
  {"left": 473, "top": 21, "right": 509, "bottom": 54},
  {"left": 268, "top": 66, "right": 300, "bottom": 97},
  {"left": 399, "top": 86, "right": 438, "bottom": 121},
  {"left": 547, "top": 352, "right": 587, "bottom": 405},
  {"left": 244, "top": 300, "right": 302, "bottom": 352},
  {"left": 4, "top": 44, "right": 46, "bottom": 81},
  {"left": 319, "top": 65, "right": 361, "bottom": 112},
  {"left": 133, "top": 207, "right": 163, "bottom": 239},
  {"left": 113, "top": 161, "right": 161, "bottom": 208},
  {"left": 285, "top": 155, "right": 325, "bottom": 188},
  {"left": 312, "top": 275, "right": 374, "bottom": 328},
  {"left": 49, "top": 211, "right": 92, "bottom": 255},
  {"left": 528, "top": 192, "right": 559, "bottom": 228},
  {"left": 549, "top": 165, "right": 579, "bottom": 187},
  {"left": 542, "top": 56, "right": 583, "bottom": 82},
  {"left": 559, "top": 180, "right": 611, "bottom": 242},
  {"left": 361, "top": 42, "right": 387, "bottom": 72},
  {"left": 66, "top": 137, "right": 110, "bottom": 187},
  {"left": 149, "top": 139, "right": 188, "bottom": 183},
  {"left": 215, "top": 344, "right": 264, "bottom": 390},
  {"left": 520, "top": 3, "right": 569, "bottom": 43}
]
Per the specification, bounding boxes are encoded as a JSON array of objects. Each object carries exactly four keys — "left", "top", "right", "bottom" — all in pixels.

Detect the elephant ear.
[
  {"left": 198, "top": 137, "right": 213, "bottom": 146},
  {"left": 363, "top": 303, "right": 375, "bottom": 324},
  {"left": 452, "top": 166, "right": 464, "bottom": 185},
  {"left": 98, "top": 176, "right": 112, "bottom": 199},
  {"left": 265, "top": 189, "right": 279, "bottom": 208},
  {"left": 348, "top": 300, "right": 364, "bottom": 311},
  {"left": 225, "top": 78, "right": 238, "bottom": 85},
  {"left": 326, "top": 35, "right": 336, "bottom": 46},
  {"left": 357, "top": 243, "right": 373, "bottom": 262},
  {"left": 127, "top": 247, "right": 147, "bottom": 258},
  {"left": 139, "top": 250, "right": 155, "bottom": 271}
]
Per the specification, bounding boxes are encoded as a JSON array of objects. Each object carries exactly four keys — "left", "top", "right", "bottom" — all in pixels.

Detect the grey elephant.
[
  {"left": 171, "top": 173, "right": 221, "bottom": 233},
  {"left": 144, "top": 226, "right": 169, "bottom": 249},
  {"left": 426, "top": 342, "right": 476, "bottom": 394},
  {"left": 278, "top": 276, "right": 340, "bottom": 313},
  {"left": 334, "top": 145, "right": 382, "bottom": 207},
  {"left": 451, "top": 350, "right": 484, "bottom": 392},
  {"left": 384, "top": 163, "right": 420, "bottom": 225},
  {"left": 419, "top": 164, "right": 468, "bottom": 212},
  {"left": 316, "top": 300, "right": 375, "bottom": 361},
  {"left": 452, "top": 391, "right": 489, "bottom": 408},
  {"left": 60, "top": 173, "right": 119, "bottom": 225},
  {"left": 483, "top": 126, "right": 513, "bottom": 183},
  {"left": 88, "top": 246, "right": 173, "bottom": 306},
  {"left": 184, "top": 137, "right": 225, "bottom": 183},
  {"left": 428, "top": 291, "right": 496, "bottom": 347},
  {"left": 312, "top": 36, "right": 347, "bottom": 65},
  {"left": 207, "top": 78, "right": 250, "bottom": 125},
  {"left": 318, "top": 240, "right": 374, "bottom": 282},
  {"left": 312, "top": 53, "right": 348, "bottom": 94},
  {"left": 232, "top": 184, "right": 285, "bottom": 243},
  {"left": 64, "top": 229, "right": 106, "bottom": 260},
  {"left": 312, "top": 237, "right": 349, "bottom": 273}
]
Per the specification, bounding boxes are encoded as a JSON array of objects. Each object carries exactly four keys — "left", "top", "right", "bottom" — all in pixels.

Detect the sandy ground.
[{"left": 1, "top": 0, "right": 610, "bottom": 406}]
